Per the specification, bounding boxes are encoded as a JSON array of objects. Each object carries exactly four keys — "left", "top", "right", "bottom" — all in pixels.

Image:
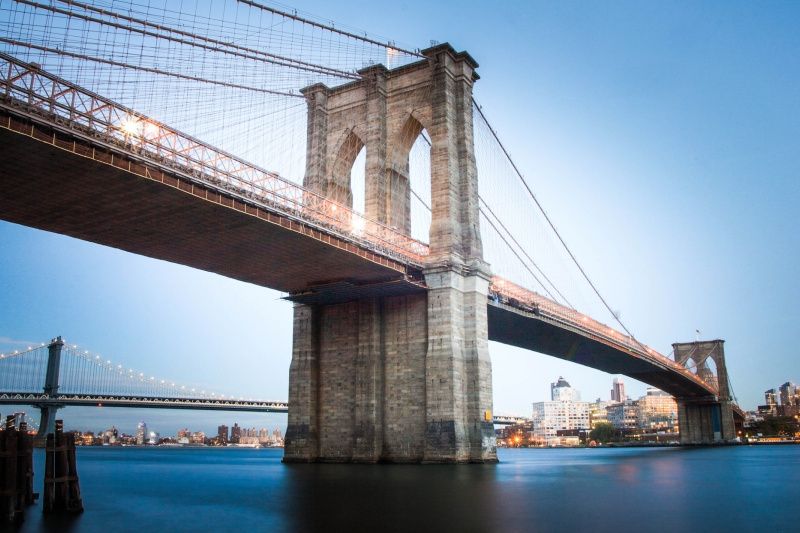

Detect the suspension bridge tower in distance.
[{"left": 284, "top": 44, "right": 497, "bottom": 463}]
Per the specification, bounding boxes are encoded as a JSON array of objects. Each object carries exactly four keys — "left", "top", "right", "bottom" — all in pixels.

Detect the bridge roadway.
[
  {"left": 0, "top": 55, "right": 720, "bottom": 405},
  {"left": 0, "top": 393, "right": 526, "bottom": 425}
]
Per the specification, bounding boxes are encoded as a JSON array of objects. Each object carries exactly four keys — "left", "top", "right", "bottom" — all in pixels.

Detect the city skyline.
[{"left": 1, "top": 0, "right": 798, "bottom": 425}]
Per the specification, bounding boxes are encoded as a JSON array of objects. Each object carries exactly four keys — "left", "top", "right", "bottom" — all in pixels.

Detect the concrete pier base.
[
  {"left": 284, "top": 270, "right": 497, "bottom": 464},
  {"left": 677, "top": 398, "right": 736, "bottom": 444}
]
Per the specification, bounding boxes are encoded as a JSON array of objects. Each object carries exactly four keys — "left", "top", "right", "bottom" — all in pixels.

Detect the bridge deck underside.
[
  {"left": 488, "top": 303, "right": 712, "bottom": 398},
  {"left": 0, "top": 119, "right": 419, "bottom": 297}
]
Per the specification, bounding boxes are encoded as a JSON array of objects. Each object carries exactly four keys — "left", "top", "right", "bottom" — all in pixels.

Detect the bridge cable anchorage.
[
  {"left": 0, "top": 37, "right": 301, "bottom": 98},
  {"left": 235, "top": 0, "right": 425, "bottom": 58},
  {"left": 15, "top": 0, "right": 360, "bottom": 80},
  {"left": 472, "top": 98, "right": 649, "bottom": 350},
  {"left": 417, "top": 131, "right": 571, "bottom": 306}
]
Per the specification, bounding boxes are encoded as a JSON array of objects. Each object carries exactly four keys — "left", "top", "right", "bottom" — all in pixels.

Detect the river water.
[{"left": 13, "top": 445, "right": 799, "bottom": 532}]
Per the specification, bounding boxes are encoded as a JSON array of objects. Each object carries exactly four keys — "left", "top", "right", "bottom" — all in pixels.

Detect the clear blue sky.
[{"left": 1, "top": 1, "right": 798, "bottom": 435}]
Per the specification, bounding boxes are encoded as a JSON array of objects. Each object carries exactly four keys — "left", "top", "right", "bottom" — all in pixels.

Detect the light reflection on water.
[{"left": 13, "top": 445, "right": 800, "bottom": 532}]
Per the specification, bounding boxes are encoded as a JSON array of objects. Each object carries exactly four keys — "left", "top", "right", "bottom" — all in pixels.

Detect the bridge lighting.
[{"left": 121, "top": 116, "right": 141, "bottom": 136}]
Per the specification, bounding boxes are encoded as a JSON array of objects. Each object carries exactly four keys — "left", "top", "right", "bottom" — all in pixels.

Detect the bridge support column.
[
  {"left": 673, "top": 340, "right": 736, "bottom": 444},
  {"left": 285, "top": 294, "right": 429, "bottom": 463},
  {"left": 284, "top": 44, "right": 496, "bottom": 464},
  {"left": 677, "top": 399, "right": 735, "bottom": 444},
  {"left": 283, "top": 286, "right": 496, "bottom": 463},
  {"left": 422, "top": 267, "right": 496, "bottom": 463},
  {"left": 35, "top": 336, "right": 64, "bottom": 445}
]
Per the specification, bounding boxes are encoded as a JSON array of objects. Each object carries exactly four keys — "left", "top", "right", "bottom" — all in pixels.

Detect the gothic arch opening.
[
  {"left": 330, "top": 130, "right": 364, "bottom": 209},
  {"left": 390, "top": 115, "right": 431, "bottom": 242}
]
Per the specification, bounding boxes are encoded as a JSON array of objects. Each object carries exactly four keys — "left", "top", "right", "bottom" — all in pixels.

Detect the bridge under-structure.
[{"left": 0, "top": 47, "right": 738, "bottom": 461}]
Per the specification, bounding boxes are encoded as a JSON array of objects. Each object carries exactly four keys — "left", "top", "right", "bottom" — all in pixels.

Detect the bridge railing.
[
  {"left": 0, "top": 53, "right": 429, "bottom": 265},
  {"left": 489, "top": 276, "right": 712, "bottom": 391}
]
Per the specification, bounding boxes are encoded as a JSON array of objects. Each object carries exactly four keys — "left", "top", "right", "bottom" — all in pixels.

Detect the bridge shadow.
[{"left": 281, "top": 462, "right": 501, "bottom": 532}]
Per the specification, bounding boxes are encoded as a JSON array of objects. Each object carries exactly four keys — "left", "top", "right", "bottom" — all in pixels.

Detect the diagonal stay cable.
[
  {"left": 416, "top": 131, "right": 570, "bottom": 305},
  {"left": 472, "top": 98, "right": 645, "bottom": 347}
]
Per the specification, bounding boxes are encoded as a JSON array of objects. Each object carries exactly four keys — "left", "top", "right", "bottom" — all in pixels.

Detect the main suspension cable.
[
  {"left": 473, "top": 98, "right": 643, "bottom": 344},
  {"left": 236, "top": 0, "right": 424, "bottom": 58}
]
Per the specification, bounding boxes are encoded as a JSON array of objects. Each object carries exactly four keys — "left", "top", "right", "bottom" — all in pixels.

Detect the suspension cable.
[
  {"left": 416, "top": 131, "right": 570, "bottom": 305},
  {"left": 0, "top": 37, "right": 301, "bottom": 97},
  {"left": 56, "top": 0, "right": 356, "bottom": 79},
  {"left": 472, "top": 98, "right": 643, "bottom": 344},
  {"left": 479, "top": 197, "right": 574, "bottom": 308},
  {"left": 237, "top": 0, "right": 424, "bottom": 58},
  {"left": 16, "top": 0, "right": 359, "bottom": 79}
]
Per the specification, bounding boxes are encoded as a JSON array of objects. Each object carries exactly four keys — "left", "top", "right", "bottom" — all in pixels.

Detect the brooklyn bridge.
[{"left": 0, "top": 0, "right": 741, "bottom": 462}]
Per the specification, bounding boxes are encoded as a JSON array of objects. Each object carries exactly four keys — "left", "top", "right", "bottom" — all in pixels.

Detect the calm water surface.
[{"left": 13, "top": 445, "right": 799, "bottom": 532}]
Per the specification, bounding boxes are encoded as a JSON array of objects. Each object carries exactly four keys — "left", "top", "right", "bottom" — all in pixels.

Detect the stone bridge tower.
[
  {"left": 672, "top": 339, "right": 736, "bottom": 444},
  {"left": 283, "top": 44, "right": 496, "bottom": 463}
]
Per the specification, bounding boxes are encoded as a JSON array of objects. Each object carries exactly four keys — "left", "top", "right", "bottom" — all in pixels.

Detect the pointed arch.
[{"left": 328, "top": 129, "right": 364, "bottom": 207}]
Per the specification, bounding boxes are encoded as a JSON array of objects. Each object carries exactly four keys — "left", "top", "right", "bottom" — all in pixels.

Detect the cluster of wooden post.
[
  {"left": 0, "top": 416, "right": 36, "bottom": 523},
  {"left": 43, "top": 420, "right": 83, "bottom": 514}
]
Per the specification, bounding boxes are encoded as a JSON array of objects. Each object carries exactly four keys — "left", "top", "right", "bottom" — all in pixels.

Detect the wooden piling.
[
  {"left": 1, "top": 415, "right": 35, "bottom": 523},
  {"left": 43, "top": 420, "right": 83, "bottom": 514}
]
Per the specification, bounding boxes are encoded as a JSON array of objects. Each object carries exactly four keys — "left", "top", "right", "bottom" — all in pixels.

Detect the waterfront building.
[
  {"left": 217, "top": 424, "right": 229, "bottom": 444},
  {"left": 610, "top": 378, "right": 626, "bottom": 403},
  {"left": 607, "top": 400, "right": 638, "bottom": 430},
  {"left": 589, "top": 399, "right": 610, "bottom": 428},
  {"left": 136, "top": 421, "right": 147, "bottom": 445},
  {"left": 532, "top": 377, "right": 589, "bottom": 446},
  {"left": 102, "top": 426, "right": 118, "bottom": 445},
  {"left": 231, "top": 423, "right": 241, "bottom": 443},
  {"left": 779, "top": 382, "right": 797, "bottom": 407},
  {"left": 636, "top": 388, "right": 678, "bottom": 431},
  {"left": 551, "top": 376, "right": 580, "bottom": 402}
]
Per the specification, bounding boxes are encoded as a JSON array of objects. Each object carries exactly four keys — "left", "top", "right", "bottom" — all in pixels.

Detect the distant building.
[
  {"left": 136, "top": 422, "right": 147, "bottom": 445},
  {"left": 610, "top": 378, "right": 626, "bottom": 403},
  {"left": 779, "top": 382, "right": 797, "bottom": 407},
  {"left": 102, "top": 426, "right": 118, "bottom": 445},
  {"left": 230, "top": 423, "right": 241, "bottom": 444},
  {"left": 765, "top": 389, "right": 778, "bottom": 409},
  {"left": 532, "top": 377, "right": 589, "bottom": 446},
  {"left": 551, "top": 376, "right": 580, "bottom": 402},
  {"left": 636, "top": 388, "right": 678, "bottom": 431},
  {"left": 607, "top": 400, "right": 638, "bottom": 430},
  {"left": 589, "top": 399, "right": 610, "bottom": 428},
  {"left": 217, "top": 424, "right": 229, "bottom": 444}
]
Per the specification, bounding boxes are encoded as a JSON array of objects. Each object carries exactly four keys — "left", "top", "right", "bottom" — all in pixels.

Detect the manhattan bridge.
[{"left": 0, "top": 0, "right": 742, "bottom": 462}]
